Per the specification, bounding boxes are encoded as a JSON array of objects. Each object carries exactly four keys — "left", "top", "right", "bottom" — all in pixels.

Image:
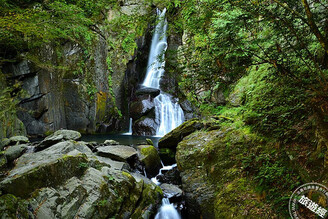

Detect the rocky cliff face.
[{"left": 0, "top": 1, "right": 154, "bottom": 137}]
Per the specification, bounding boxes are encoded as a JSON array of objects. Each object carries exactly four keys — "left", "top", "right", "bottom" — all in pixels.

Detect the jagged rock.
[
  {"left": 137, "top": 145, "right": 161, "bottom": 176},
  {"left": 160, "top": 183, "right": 183, "bottom": 199},
  {"left": 176, "top": 130, "right": 221, "bottom": 218},
  {"left": 0, "top": 149, "right": 88, "bottom": 198},
  {"left": 4, "top": 144, "right": 27, "bottom": 162},
  {"left": 94, "top": 156, "right": 129, "bottom": 171},
  {"left": 180, "top": 100, "right": 193, "bottom": 113},
  {"left": 36, "top": 134, "right": 64, "bottom": 151},
  {"left": 8, "top": 136, "right": 29, "bottom": 146},
  {"left": 27, "top": 167, "right": 162, "bottom": 218},
  {"left": 36, "top": 129, "right": 82, "bottom": 151},
  {"left": 104, "top": 140, "right": 119, "bottom": 145},
  {"left": 135, "top": 87, "right": 160, "bottom": 97},
  {"left": 133, "top": 117, "right": 157, "bottom": 136},
  {"left": 156, "top": 165, "right": 181, "bottom": 185},
  {"left": 96, "top": 145, "right": 138, "bottom": 162},
  {"left": 130, "top": 98, "right": 155, "bottom": 120},
  {"left": 158, "top": 118, "right": 203, "bottom": 149}
]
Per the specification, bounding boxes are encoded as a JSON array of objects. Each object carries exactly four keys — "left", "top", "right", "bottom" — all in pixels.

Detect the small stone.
[
  {"left": 8, "top": 136, "right": 29, "bottom": 145},
  {"left": 4, "top": 144, "right": 27, "bottom": 162},
  {"left": 104, "top": 140, "right": 119, "bottom": 145}
]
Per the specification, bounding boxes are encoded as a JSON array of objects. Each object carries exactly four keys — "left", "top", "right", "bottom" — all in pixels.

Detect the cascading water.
[
  {"left": 123, "top": 118, "right": 133, "bottom": 135},
  {"left": 155, "top": 198, "right": 181, "bottom": 219},
  {"left": 143, "top": 8, "right": 184, "bottom": 137},
  {"left": 143, "top": 8, "right": 183, "bottom": 219}
]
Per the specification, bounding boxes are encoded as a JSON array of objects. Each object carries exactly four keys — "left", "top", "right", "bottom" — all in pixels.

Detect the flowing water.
[
  {"left": 155, "top": 198, "right": 181, "bottom": 219},
  {"left": 142, "top": 8, "right": 184, "bottom": 137},
  {"left": 143, "top": 8, "right": 182, "bottom": 218},
  {"left": 123, "top": 118, "right": 133, "bottom": 135}
]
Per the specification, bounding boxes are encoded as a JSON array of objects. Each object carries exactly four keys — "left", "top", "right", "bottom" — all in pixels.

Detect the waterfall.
[
  {"left": 123, "top": 118, "right": 133, "bottom": 135},
  {"left": 143, "top": 8, "right": 184, "bottom": 137},
  {"left": 155, "top": 198, "right": 181, "bottom": 219}
]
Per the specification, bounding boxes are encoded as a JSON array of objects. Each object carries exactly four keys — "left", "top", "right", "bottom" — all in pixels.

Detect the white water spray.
[
  {"left": 143, "top": 8, "right": 184, "bottom": 137},
  {"left": 123, "top": 118, "right": 133, "bottom": 135},
  {"left": 155, "top": 198, "right": 181, "bottom": 219}
]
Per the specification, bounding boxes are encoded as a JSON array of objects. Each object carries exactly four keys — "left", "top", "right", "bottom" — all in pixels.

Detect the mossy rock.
[
  {"left": 158, "top": 118, "right": 203, "bottom": 149},
  {"left": 215, "top": 178, "right": 276, "bottom": 218},
  {"left": 4, "top": 144, "right": 27, "bottom": 162},
  {"left": 0, "top": 194, "right": 30, "bottom": 218},
  {"left": 0, "top": 153, "right": 88, "bottom": 198},
  {"left": 137, "top": 145, "right": 161, "bottom": 176}
]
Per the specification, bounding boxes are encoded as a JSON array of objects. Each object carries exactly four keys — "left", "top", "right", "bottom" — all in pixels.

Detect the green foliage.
[
  {"left": 233, "top": 64, "right": 309, "bottom": 142},
  {"left": 78, "top": 162, "right": 89, "bottom": 169},
  {"left": 96, "top": 199, "right": 108, "bottom": 207},
  {"left": 0, "top": 72, "right": 26, "bottom": 138}
]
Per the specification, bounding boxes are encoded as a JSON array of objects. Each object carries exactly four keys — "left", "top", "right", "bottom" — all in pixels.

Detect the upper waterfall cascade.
[{"left": 142, "top": 8, "right": 184, "bottom": 137}]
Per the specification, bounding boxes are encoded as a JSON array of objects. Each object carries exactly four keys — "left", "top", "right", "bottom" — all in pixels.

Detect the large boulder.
[
  {"left": 160, "top": 183, "right": 183, "bottom": 200},
  {"left": 36, "top": 129, "right": 82, "bottom": 151},
  {"left": 158, "top": 118, "right": 203, "bottom": 149},
  {"left": 135, "top": 87, "right": 160, "bottom": 97},
  {"left": 96, "top": 145, "right": 138, "bottom": 162},
  {"left": 130, "top": 98, "right": 155, "bottom": 120},
  {"left": 133, "top": 117, "right": 157, "bottom": 136},
  {"left": 27, "top": 167, "right": 162, "bottom": 218},
  {"left": 137, "top": 145, "right": 161, "bottom": 176},
  {"left": 176, "top": 128, "right": 276, "bottom": 218},
  {"left": 0, "top": 142, "right": 89, "bottom": 198}
]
